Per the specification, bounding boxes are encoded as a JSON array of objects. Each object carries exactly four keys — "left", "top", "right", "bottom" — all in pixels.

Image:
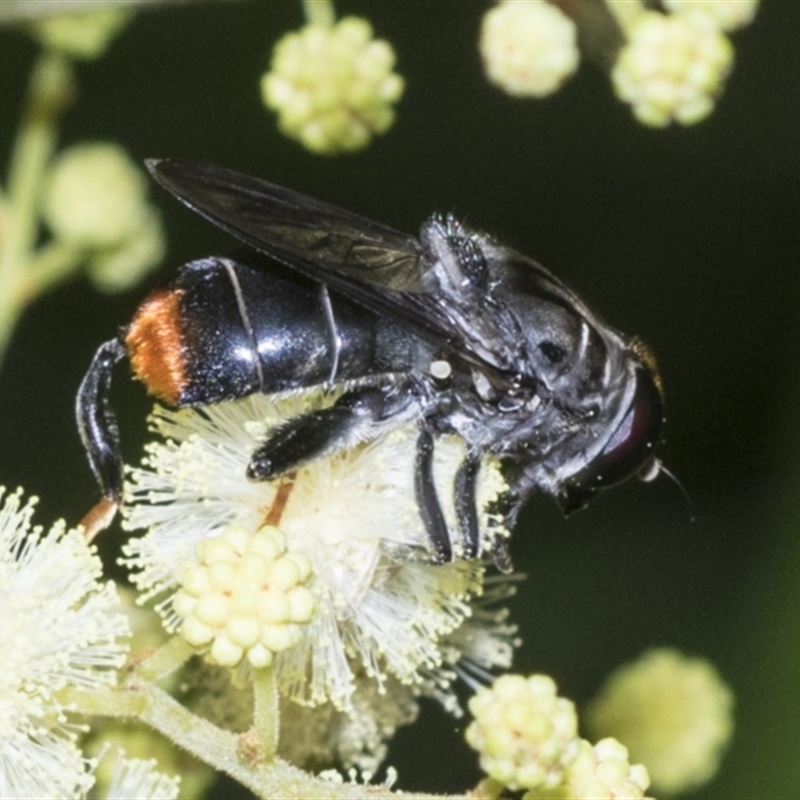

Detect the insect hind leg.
[
  {"left": 76, "top": 337, "right": 126, "bottom": 506},
  {"left": 247, "top": 383, "right": 413, "bottom": 480}
]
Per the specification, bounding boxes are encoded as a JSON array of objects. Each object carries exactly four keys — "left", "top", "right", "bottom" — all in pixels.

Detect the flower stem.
[
  {"left": 302, "top": 0, "right": 335, "bottom": 28},
  {"left": 13, "top": 239, "right": 83, "bottom": 304},
  {"left": 252, "top": 667, "right": 279, "bottom": 760},
  {"left": 0, "top": 50, "right": 73, "bottom": 370},
  {"left": 135, "top": 634, "right": 196, "bottom": 682}
]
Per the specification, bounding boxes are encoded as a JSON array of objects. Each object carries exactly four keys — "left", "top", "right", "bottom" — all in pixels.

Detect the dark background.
[{"left": 1, "top": 2, "right": 799, "bottom": 796}]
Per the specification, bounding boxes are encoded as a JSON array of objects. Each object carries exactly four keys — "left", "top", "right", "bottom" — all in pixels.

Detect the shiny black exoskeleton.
[{"left": 77, "top": 160, "right": 665, "bottom": 568}]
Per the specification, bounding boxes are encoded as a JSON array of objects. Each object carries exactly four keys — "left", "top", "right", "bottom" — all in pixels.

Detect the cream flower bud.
[
  {"left": 557, "top": 738, "right": 652, "bottom": 800},
  {"left": 174, "top": 524, "right": 316, "bottom": 669},
  {"left": 32, "top": 9, "right": 133, "bottom": 60},
  {"left": 480, "top": 0, "right": 579, "bottom": 98},
  {"left": 466, "top": 674, "right": 580, "bottom": 791},
  {"left": 663, "top": 0, "right": 759, "bottom": 32},
  {"left": 612, "top": 11, "right": 734, "bottom": 127},
  {"left": 44, "top": 143, "right": 149, "bottom": 248},
  {"left": 586, "top": 648, "right": 734, "bottom": 794},
  {"left": 42, "top": 142, "right": 165, "bottom": 291},
  {"left": 261, "top": 16, "right": 404, "bottom": 155}
]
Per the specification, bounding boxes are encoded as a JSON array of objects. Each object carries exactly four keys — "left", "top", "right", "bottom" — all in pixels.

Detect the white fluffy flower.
[
  {"left": 102, "top": 752, "right": 180, "bottom": 800},
  {"left": 121, "top": 392, "right": 512, "bottom": 711},
  {"left": 0, "top": 488, "right": 130, "bottom": 799}
]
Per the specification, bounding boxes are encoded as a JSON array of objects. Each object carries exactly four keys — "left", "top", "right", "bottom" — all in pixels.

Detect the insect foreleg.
[
  {"left": 414, "top": 427, "right": 453, "bottom": 563},
  {"left": 454, "top": 452, "right": 481, "bottom": 559}
]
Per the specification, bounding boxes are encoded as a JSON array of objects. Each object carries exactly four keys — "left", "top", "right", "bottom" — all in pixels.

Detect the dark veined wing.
[{"left": 147, "top": 159, "right": 488, "bottom": 363}]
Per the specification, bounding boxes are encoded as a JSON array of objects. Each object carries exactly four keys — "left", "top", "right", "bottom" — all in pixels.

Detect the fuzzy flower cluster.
[
  {"left": 0, "top": 488, "right": 130, "bottom": 799},
  {"left": 467, "top": 674, "right": 653, "bottom": 799},
  {"left": 121, "top": 392, "right": 515, "bottom": 716},
  {"left": 479, "top": 0, "right": 758, "bottom": 127},
  {"left": 261, "top": 16, "right": 404, "bottom": 155},
  {"left": 586, "top": 648, "right": 734, "bottom": 794},
  {"left": 555, "top": 738, "right": 652, "bottom": 800},
  {"left": 611, "top": 10, "right": 734, "bottom": 127},
  {"left": 466, "top": 674, "right": 580, "bottom": 792},
  {"left": 480, "top": 0, "right": 579, "bottom": 98},
  {"left": 662, "top": 0, "right": 759, "bottom": 32},
  {"left": 174, "top": 524, "right": 317, "bottom": 669},
  {"left": 42, "top": 142, "right": 165, "bottom": 293}
]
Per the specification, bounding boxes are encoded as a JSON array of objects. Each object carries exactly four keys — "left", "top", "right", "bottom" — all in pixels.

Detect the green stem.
[
  {"left": 252, "top": 667, "right": 279, "bottom": 759},
  {"left": 302, "top": 0, "right": 335, "bottom": 28},
  {"left": 135, "top": 634, "right": 196, "bottom": 682},
  {"left": 13, "top": 239, "right": 83, "bottom": 304},
  {"left": 66, "top": 673, "right": 458, "bottom": 799},
  {"left": 0, "top": 50, "right": 73, "bottom": 370}
]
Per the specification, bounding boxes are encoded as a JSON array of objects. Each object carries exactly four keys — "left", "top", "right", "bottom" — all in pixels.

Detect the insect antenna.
[{"left": 641, "top": 457, "right": 695, "bottom": 523}]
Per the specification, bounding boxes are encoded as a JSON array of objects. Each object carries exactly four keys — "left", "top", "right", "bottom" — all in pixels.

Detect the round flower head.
[
  {"left": 122, "top": 392, "right": 511, "bottom": 711},
  {"left": 262, "top": 17, "right": 404, "bottom": 154},
  {"left": 663, "top": 0, "right": 759, "bottom": 32},
  {"left": 548, "top": 737, "right": 652, "bottom": 800},
  {"left": 612, "top": 11, "right": 734, "bottom": 127},
  {"left": 586, "top": 648, "right": 734, "bottom": 794},
  {"left": 0, "top": 487, "right": 130, "bottom": 798},
  {"left": 480, "top": 0, "right": 579, "bottom": 98},
  {"left": 42, "top": 143, "right": 165, "bottom": 292},
  {"left": 465, "top": 673, "right": 580, "bottom": 791},
  {"left": 174, "top": 523, "right": 316, "bottom": 669},
  {"left": 43, "top": 143, "right": 149, "bottom": 248}
]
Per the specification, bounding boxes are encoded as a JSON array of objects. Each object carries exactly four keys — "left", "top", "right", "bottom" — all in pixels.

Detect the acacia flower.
[
  {"left": 261, "top": 16, "right": 404, "bottom": 155},
  {"left": 553, "top": 737, "right": 652, "bottom": 800},
  {"left": 662, "top": 0, "right": 760, "bottom": 32},
  {"left": 465, "top": 673, "right": 581, "bottom": 792},
  {"left": 121, "top": 392, "right": 512, "bottom": 712},
  {"left": 611, "top": 10, "right": 734, "bottom": 127},
  {"left": 480, "top": 0, "right": 580, "bottom": 98},
  {"left": 586, "top": 648, "right": 734, "bottom": 794},
  {"left": 42, "top": 142, "right": 166, "bottom": 293},
  {"left": 173, "top": 523, "right": 317, "bottom": 669},
  {"left": 104, "top": 753, "right": 180, "bottom": 800},
  {"left": 0, "top": 487, "right": 130, "bottom": 799}
]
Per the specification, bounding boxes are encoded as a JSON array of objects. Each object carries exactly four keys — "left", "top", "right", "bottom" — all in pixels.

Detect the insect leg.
[
  {"left": 247, "top": 383, "right": 415, "bottom": 481},
  {"left": 247, "top": 405, "right": 359, "bottom": 480},
  {"left": 76, "top": 337, "right": 126, "bottom": 502},
  {"left": 454, "top": 452, "right": 481, "bottom": 558},
  {"left": 415, "top": 428, "right": 453, "bottom": 563}
]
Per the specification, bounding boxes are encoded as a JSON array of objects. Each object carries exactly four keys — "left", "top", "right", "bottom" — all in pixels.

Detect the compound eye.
[{"left": 558, "top": 365, "right": 664, "bottom": 515}]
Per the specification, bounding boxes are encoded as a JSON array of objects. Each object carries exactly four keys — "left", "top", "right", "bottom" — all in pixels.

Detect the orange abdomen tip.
[{"left": 125, "top": 288, "right": 187, "bottom": 405}]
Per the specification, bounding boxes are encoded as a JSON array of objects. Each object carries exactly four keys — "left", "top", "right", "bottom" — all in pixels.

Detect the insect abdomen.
[{"left": 126, "top": 257, "right": 412, "bottom": 407}]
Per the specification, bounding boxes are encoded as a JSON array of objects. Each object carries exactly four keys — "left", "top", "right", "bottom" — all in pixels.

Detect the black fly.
[{"left": 77, "top": 160, "right": 664, "bottom": 570}]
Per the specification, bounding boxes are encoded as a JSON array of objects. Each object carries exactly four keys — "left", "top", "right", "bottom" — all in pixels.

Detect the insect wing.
[{"left": 147, "top": 159, "right": 466, "bottom": 351}]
